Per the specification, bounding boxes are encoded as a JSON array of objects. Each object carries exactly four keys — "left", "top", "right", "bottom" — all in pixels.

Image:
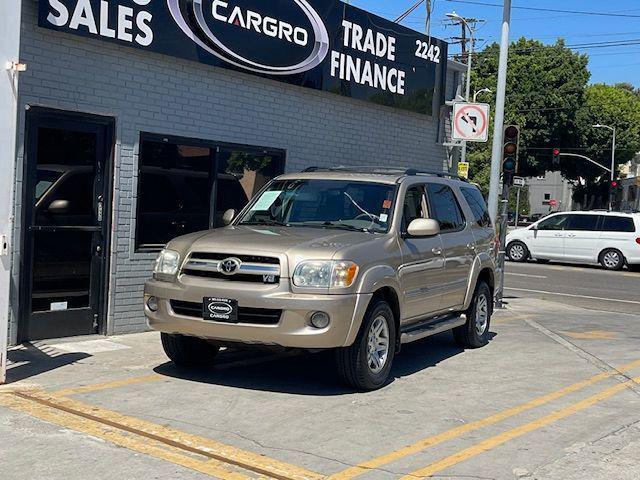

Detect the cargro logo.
[
  {"left": 208, "top": 302, "right": 233, "bottom": 315},
  {"left": 167, "top": 0, "right": 330, "bottom": 75}
]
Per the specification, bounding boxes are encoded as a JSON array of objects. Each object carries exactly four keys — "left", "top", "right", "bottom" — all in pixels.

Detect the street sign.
[
  {"left": 452, "top": 103, "right": 490, "bottom": 142},
  {"left": 513, "top": 177, "right": 526, "bottom": 187},
  {"left": 458, "top": 161, "right": 470, "bottom": 179},
  {"left": 549, "top": 199, "right": 558, "bottom": 207}
]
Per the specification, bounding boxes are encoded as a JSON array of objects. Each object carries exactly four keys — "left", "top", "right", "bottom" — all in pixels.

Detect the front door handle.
[
  {"left": 466, "top": 243, "right": 476, "bottom": 251},
  {"left": 432, "top": 247, "right": 443, "bottom": 255}
]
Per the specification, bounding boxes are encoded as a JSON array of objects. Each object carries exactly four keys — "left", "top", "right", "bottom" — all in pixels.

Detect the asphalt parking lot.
[{"left": 2, "top": 287, "right": 640, "bottom": 480}]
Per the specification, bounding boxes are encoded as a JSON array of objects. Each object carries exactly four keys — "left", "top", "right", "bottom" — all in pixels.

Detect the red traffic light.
[
  {"left": 611, "top": 180, "right": 618, "bottom": 188},
  {"left": 553, "top": 148, "right": 560, "bottom": 156},
  {"left": 504, "top": 126, "right": 519, "bottom": 139}
]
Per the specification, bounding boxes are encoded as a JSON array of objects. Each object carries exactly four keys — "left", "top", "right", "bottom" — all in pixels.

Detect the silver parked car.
[{"left": 144, "top": 168, "right": 497, "bottom": 390}]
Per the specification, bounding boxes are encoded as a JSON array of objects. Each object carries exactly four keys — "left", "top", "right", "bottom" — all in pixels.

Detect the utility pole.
[
  {"left": 446, "top": 13, "right": 482, "bottom": 168},
  {"left": 488, "top": 0, "right": 512, "bottom": 225}
]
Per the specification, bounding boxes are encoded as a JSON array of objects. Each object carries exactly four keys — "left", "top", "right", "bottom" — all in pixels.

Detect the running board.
[{"left": 400, "top": 314, "right": 466, "bottom": 344}]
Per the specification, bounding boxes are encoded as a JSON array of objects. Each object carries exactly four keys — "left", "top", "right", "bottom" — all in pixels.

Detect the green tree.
[
  {"left": 568, "top": 84, "right": 640, "bottom": 207},
  {"left": 467, "top": 38, "right": 590, "bottom": 190}
]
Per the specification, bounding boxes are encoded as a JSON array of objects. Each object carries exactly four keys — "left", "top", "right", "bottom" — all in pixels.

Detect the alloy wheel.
[
  {"left": 475, "top": 293, "right": 489, "bottom": 336},
  {"left": 367, "top": 315, "right": 390, "bottom": 374}
]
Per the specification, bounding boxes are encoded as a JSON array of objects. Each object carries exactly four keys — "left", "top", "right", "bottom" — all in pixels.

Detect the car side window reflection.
[{"left": 537, "top": 214, "right": 569, "bottom": 231}]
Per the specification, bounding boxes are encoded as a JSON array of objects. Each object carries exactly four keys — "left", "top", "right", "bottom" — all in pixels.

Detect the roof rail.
[{"left": 301, "top": 166, "right": 468, "bottom": 182}]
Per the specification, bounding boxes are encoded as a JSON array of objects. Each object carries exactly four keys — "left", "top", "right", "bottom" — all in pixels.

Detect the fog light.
[
  {"left": 310, "top": 311, "right": 330, "bottom": 329},
  {"left": 146, "top": 296, "right": 158, "bottom": 312}
]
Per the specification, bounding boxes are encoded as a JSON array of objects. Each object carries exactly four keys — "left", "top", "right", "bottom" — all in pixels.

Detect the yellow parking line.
[
  {"left": 402, "top": 374, "right": 640, "bottom": 479},
  {"left": 491, "top": 314, "right": 533, "bottom": 325},
  {"left": 0, "top": 393, "right": 249, "bottom": 480},
  {"left": 11, "top": 390, "right": 323, "bottom": 480},
  {"left": 53, "top": 374, "right": 162, "bottom": 397},
  {"left": 328, "top": 359, "right": 640, "bottom": 479}
]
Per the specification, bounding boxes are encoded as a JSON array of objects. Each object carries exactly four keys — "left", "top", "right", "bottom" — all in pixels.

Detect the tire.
[
  {"left": 453, "top": 281, "right": 492, "bottom": 349},
  {"left": 335, "top": 300, "right": 397, "bottom": 391},
  {"left": 161, "top": 333, "right": 220, "bottom": 367},
  {"left": 599, "top": 249, "right": 625, "bottom": 271},
  {"left": 507, "top": 241, "right": 529, "bottom": 262},
  {"left": 536, "top": 259, "right": 550, "bottom": 264}
]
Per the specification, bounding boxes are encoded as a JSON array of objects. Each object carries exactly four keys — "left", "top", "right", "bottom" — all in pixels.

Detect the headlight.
[
  {"left": 153, "top": 249, "right": 180, "bottom": 279},
  {"left": 293, "top": 261, "right": 359, "bottom": 288}
]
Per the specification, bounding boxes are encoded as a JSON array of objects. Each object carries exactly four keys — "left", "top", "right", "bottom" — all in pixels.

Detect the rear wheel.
[
  {"left": 454, "top": 281, "right": 492, "bottom": 348},
  {"left": 336, "top": 300, "right": 396, "bottom": 391},
  {"left": 599, "top": 249, "right": 625, "bottom": 271},
  {"left": 161, "top": 333, "right": 220, "bottom": 367},
  {"left": 507, "top": 241, "right": 529, "bottom": 262}
]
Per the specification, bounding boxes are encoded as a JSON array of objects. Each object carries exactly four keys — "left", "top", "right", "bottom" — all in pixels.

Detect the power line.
[{"left": 444, "top": 0, "right": 640, "bottom": 18}]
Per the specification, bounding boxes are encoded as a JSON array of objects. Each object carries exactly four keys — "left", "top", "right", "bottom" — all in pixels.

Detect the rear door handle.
[
  {"left": 432, "top": 247, "right": 443, "bottom": 255},
  {"left": 466, "top": 243, "right": 476, "bottom": 251}
]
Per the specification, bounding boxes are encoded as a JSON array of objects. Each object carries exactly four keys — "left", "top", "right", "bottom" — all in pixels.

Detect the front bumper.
[{"left": 144, "top": 278, "right": 372, "bottom": 349}]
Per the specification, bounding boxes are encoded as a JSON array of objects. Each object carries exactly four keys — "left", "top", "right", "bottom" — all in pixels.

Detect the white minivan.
[{"left": 506, "top": 211, "right": 640, "bottom": 271}]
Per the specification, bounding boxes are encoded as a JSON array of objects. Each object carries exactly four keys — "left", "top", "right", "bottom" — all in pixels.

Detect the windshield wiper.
[
  {"left": 241, "top": 219, "right": 289, "bottom": 227},
  {"left": 319, "top": 221, "right": 371, "bottom": 233}
]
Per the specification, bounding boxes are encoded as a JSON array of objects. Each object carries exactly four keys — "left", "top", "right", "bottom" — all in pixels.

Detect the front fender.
[
  {"left": 462, "top": 252, "right": 495, "bottom": 310},
  {"left": 342, "top": 265, "right": 401, "bottom": 346}
]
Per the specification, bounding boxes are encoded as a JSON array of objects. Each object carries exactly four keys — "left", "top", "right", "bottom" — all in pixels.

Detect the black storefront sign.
[{"left": 39, "top": 0, "right": 448, "bottom": 115}]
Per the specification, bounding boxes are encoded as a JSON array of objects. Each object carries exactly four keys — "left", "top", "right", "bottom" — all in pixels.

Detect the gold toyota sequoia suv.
[{"left": 144, "top": 168, "right": 497, "bottom": 390}]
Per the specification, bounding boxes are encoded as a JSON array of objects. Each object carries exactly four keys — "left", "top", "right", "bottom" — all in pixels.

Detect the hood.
[{"left": 172, "top": 225, "right": 386, "bottom": 276}]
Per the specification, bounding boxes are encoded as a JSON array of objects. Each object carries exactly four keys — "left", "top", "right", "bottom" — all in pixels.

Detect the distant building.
[
  {"left": 620, "top": 153, "right": 640, "bottom": 212},
  {"left": 526, "top": 171, "right": 575, "bottom": 216}
]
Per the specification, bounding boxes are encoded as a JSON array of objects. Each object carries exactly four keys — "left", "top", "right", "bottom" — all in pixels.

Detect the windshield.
[{"left": 238, "top": 179, "right": 396, "bottom": 233}]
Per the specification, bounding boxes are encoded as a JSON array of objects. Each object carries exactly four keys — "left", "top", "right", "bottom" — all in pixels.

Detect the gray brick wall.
[{"left": 10, "top": 0, "right": 461, "bottom": 340}]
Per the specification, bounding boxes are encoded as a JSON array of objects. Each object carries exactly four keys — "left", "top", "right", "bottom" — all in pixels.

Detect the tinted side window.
[
  {"left": 461, "top": 186, "right": 491, "bottom": 228},
  {"left": 403, "top": 186, "right": 426, "bottom": 227},
  {"left": 537, "top": 214, "right": 568, "bottom": 231},
  {"left": 602, "top": 216, "right": 635, "bottom": 233},
  {"left": 566, "top": 214, "right": 599, "bottom": 231},
  {"left": 426, "top": 184, "right": 465, "bottom": 232}
]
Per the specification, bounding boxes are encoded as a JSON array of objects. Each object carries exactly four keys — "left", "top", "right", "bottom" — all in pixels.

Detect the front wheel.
[
  {"left": 453, "top": 281, "right": 492, "bottom": 348},
  {"left": 161, "top": 333, "right": 220, "bottom": 367},
  {"left": 507, "top": 241, "right": 529, "bottom": 262},
  {"left": 335, "top": 300, "right": 397, "bottom": 391}
]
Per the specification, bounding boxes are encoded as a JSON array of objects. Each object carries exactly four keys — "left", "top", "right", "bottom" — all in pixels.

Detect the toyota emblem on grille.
[{"left": 219, "top": 257, "right": 241, "bottom": 275}]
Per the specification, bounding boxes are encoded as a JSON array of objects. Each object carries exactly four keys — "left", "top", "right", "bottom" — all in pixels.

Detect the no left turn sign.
[{"left": 452, "top": 103, "right": 490, "bottom": 142}]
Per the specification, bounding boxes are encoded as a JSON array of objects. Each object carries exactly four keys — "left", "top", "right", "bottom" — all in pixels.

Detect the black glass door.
[{"left": 20, "top": 109, "right": 114, "bottom": 341}]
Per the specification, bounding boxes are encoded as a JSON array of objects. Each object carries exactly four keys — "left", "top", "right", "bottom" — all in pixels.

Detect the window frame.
[
  {"left": 425, "top": 182, "right": 467, "bottom": 234},
  {"left": 135, "top": 132, "right": 286, "bottom": 252},
  {"left": 401, "top": 184, "right": 429, "bottom": 233}
]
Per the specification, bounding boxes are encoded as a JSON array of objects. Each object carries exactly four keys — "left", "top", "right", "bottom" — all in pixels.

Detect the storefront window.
[{"left": 135, "top": 134, "right": 285, "bottom": 251}]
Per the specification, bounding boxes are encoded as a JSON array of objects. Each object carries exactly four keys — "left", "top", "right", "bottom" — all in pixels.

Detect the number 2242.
[{"left": 415, "top": 41, "right": 440, "bottom": 64}]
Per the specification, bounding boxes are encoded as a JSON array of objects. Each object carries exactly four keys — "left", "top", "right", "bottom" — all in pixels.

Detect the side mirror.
[
  {"left": 47, "top": 199, "right": 70, "bottom": 214},
  {"left": 407, "top": 218, "right": 440, "bottom": 237},
  {"left": 222, "top": 209, "right": 236, "bottom": 226}
]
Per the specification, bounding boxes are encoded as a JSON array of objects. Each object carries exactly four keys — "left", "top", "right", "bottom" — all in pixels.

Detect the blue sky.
[{"left": 350, "top": 0, "right": 640, "bottom": 86}]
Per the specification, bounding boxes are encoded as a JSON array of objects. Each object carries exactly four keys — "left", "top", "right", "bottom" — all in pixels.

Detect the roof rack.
[{"left": 302, "top": 166, "right": 468, "bottom": 182}]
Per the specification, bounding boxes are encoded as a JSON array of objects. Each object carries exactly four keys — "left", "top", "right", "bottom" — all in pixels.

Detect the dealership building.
[{"left": 1, "top": 0, "right": 464, "bottom": 346}]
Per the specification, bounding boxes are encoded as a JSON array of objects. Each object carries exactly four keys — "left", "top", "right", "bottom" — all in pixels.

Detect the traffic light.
[
  {"left": 552, "top": 148, "right": 560, "bottom": 166},
  {"left": 502, "top": 125, "right": 520, "bottom": 183}
]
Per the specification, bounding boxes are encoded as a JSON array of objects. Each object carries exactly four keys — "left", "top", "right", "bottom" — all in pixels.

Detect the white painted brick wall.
[{"left": 10, "top": 0, "right": 461, "bottom": 339}]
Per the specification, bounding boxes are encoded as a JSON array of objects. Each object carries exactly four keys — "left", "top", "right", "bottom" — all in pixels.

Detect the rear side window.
[
  {"left": 461, "top": 186, "right": 492, "bottom": 228},
  {"left": 566, "top": 214, "right": 599, "bottom": 231},
  {"left": 601, "top": 216, "right": 635, "bottom": 233},
  {"left": 426, "top": 184, "right": 465, "bottom": 232}
]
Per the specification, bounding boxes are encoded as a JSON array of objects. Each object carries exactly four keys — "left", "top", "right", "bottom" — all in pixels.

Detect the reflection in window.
[
  {"left": 426, "top": 184, "right": 465, "bottom": 232},
  {"left": 135, "top": 135, "right": 285, "bottom": 251}
]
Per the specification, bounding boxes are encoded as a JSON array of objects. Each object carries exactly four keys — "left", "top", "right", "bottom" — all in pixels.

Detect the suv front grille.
[
  {"left": 170, "top": 300, "right": 282, "bottom": 325},
  {"left": 181, "top": 252, "right": 281, "bottom": 284}
]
